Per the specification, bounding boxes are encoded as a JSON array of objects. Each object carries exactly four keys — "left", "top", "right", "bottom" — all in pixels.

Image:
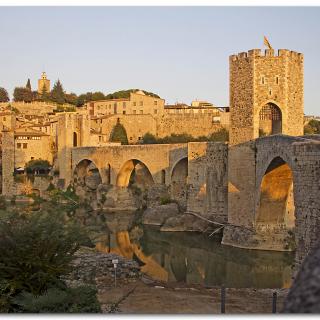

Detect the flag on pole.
[{"left": 264, "top": 36, "right": 273, "bottom": 50}]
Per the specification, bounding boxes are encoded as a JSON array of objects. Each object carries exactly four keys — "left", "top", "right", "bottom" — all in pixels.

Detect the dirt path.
[{"left": 97, "top": 279, "right": 288, "bottom": 314}]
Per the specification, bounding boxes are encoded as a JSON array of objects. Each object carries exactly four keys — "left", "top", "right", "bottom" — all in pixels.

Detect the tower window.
[{"left": 276, "top": 76, "right": 279, "bottom": 84}]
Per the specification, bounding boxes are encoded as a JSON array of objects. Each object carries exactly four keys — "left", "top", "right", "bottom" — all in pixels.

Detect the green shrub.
[
  {"left": 141, "top": 132, "right": 158, "bottom": 144},
  {"left": 141, "top": 129, "right": 229, "bottom": 145},
  {"left": 25, "top": 159, "right": 51, "bottom": 174},
  {"left": 13, "top": 286, "right": 101, "bottom": 313},
  {"left": 208, "top": 128, "right": 229, "bottom": 142},
  {"left": 304, "top": 119, "right": 320, "bottom": 135},
  {"left": 0, "top": 210, "right": 88, "bottom": 304},
  {"left": 160, "top": 196, "right": 172, "bottom": 205}
]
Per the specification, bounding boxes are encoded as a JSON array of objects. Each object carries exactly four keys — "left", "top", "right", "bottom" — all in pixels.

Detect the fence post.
[
  {"left": 221, "top": 285, "right": 226, "bottom": 314},
  {"left": 272, "top": 291, "right": 277, "bottom": 313}
]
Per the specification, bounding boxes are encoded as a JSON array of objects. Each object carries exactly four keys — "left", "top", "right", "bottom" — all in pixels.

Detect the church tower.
[
  {"left": 38, "top": 72, "right": 51, "bottom": 94},
  {"left": 229, "top": 48, "right": 304, "bottom": 145}
]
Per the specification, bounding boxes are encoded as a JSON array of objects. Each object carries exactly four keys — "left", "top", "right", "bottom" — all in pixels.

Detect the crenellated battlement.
[{"left": 230, "top": 49, "right": 303, "bottom": 61}]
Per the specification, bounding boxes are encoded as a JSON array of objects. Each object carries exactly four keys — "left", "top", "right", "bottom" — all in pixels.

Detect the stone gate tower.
[{"left": 229, "top": 48, "right": 304, "bottom": 145}]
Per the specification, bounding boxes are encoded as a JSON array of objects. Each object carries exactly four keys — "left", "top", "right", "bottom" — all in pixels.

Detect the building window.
[
  {"left": 17, "top": 143, "right": 21, "bottom": 149},
  {"left": 31, "top": 157, "right": 34, "bottom": 160},
  {"left": 123, "top": 111, "right": 126, "bottom": 114},
  {"left": 140, "top": 110, "right": 143, "bottom": 114},
  {"left": 23, "top": 143, "right": 27, "bottom": 149},
  {"left": 133, "top": 102, "right": 136, "bottom": 106},
  {"left": 3, "top": 117, "right": 6, "bottom": 121},
  {"left": 154, "top": 101, "right": 158, "bottom": 106},
  {"left": 261, "top": 76, "right": 266, "bottom": 85},
  {"left": 139, "top": 101, "right": 143, "bottom": 106},
  {"left": 276, "top": 76, "right": 279, "bottom": 84},
  {"left": 123, "top": 102, "right": 126, "bottom": 108},
  {"left": 99, "top": 136, "right": 102, "bottom": 142},
  {"left": 154, "top": 109, "right": 158, "bottom": 114},
  {"left": 133, "top": 110, "right": 136, "bottom": 114}
]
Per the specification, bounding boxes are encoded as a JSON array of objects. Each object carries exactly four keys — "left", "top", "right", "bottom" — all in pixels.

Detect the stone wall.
[
  {"left": 90, "top": 113, "right": 228, "bottom": 145},
  {"left": 187, "top": 142, "right": 228, "bottom": 223},
  {"left": 156, "top": 114, "right": 227, "bottom": 139},
  {"left": 1, "top": 130, "right": 15, "bottom": 196},
  {"left": 292, "top": 140, "right": 320, "bottom": 265}
]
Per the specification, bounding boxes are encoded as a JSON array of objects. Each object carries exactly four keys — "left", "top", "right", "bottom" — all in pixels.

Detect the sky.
[{"left": 0, "top": 6, "right": 319, "bottom": 115}]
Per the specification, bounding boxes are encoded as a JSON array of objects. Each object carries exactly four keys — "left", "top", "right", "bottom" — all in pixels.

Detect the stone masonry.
[{"left": 229, "top": 49, "right": 303, "bottom": 145}]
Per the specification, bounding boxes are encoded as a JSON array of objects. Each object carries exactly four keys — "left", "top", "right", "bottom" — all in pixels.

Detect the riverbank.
[{"left": 69, "top": 248, "right": 289, "bottom": 314}]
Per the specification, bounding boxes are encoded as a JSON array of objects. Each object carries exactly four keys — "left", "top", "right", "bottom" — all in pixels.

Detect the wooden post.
[
  {"left": 221, "top": 285, "right": 226, "bottom": 314},
  {"left": 272, "top": 291, "right": 277, "bottom": 313}
]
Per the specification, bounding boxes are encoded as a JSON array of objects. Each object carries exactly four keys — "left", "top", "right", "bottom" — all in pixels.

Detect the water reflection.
[{"left": 86, "top": 211, "right": 294, "bottom": 289}]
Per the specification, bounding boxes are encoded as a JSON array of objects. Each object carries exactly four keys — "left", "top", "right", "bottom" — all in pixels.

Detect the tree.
[
  {"left": 13, "top": 87, "right": 33, "bottom": 102},
  {"left": 26, "top": 78, "right": 32, "bottom": 91},
  {"left": 142, "top": 132, "right": 158, "bottom": 144},
  {"left": 105, "top": 89, "right": 160, "bottom": 100},
  {"left": 50, "top": 80, "right": 65, "bottom": 104},
  {"left": 110, "top": 121, "right": 129, "bottom": 145},
  {"left": 65, "top": 93, "right": 78, "bottom": 105},
  {"left": 25, "top": 159, "right": 51, "bottom": 174},
  {"left": 76, "top": 94, "right": 87, "bottom": 107},
  {"left": 91, "top": 91, "right": 105, "bottom": 101},
  {"left": 304, "top": 119, "right": 320, "bottom": 135},
  {"left": 0, "top": 87, "right": 9, "bottom": 102}
]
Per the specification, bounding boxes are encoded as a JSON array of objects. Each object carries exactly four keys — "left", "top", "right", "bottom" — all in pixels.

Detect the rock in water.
[{"left": 142, "top": 203, "right": 179, "bottom": 226}]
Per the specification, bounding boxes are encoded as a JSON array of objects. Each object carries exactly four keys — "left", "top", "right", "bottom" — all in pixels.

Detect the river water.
[
  {"left": 78, "top": 209, "right": 295, "bottom": 289},
  {"left": 9, "top": 202, "right": 294, "bottom": 289}
]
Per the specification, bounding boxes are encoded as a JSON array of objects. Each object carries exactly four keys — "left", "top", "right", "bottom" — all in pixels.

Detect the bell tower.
[{"left": 38, "top": 72, "right": 51, "bottom": 94}]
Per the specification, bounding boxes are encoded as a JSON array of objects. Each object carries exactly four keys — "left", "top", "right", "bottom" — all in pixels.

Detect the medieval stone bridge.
[
  {"left": 67, "top": 134, "right": 320, "bottom": 264},
  {"left": 71, "top": 143, "right": 188, "bottom": 187}
]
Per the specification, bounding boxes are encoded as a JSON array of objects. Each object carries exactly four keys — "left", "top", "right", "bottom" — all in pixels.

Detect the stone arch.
[
  {"left": 255, "top": 156, "right": 295, "bottom": 240},
  {"left": 73, "top": 158, "right": 102, "bottom": 190},
  {"left": 170, "top": 157, "right": 188, "bottom": 205},
  {"left": 73, "top": 132, "right": 78, "bottom": 147},
  {"left": 258, "top": 102, "right": 282, "bottom": 136},
  {"left": 116, "top": 159, "right": 154, "bottom": 189}
]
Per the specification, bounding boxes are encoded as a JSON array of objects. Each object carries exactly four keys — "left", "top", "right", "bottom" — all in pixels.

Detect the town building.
[{"left": 86, "top": 90, "right": 165, "bottom": 116}]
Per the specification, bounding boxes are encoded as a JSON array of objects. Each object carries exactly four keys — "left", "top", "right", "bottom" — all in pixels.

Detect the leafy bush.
[
  {"left": 160, "top": 196, "right": 173, "bottom": 205},
  {"left": 141, "top": 128, "right": 229, "bottom": 145},
  {"left": 0, "top": 210, "right": 88, "bottom": 311},
  {"left": 141, "top": 132, "right": 158, "bottom": 144},
  {"left": 105, "top": 89, "right": 160, "bottom": 99},
  {"left": 25, "top": 159, "right": 51, "bottom": 174},
  {"left": 304, "top": 119, "right": 320, "bottom": 135},
  {"left": 207, "top": 128, "right": 229, "bottom": 142},
  {"left": 13, "top": 286, "right": 101, "bottom": 313}
]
